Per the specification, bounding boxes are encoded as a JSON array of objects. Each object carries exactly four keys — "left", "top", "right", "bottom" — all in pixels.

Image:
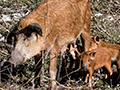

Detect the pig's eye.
[
  {"left": 24, "top": 33, "right": 37, "bottom": 41},
  {"left": 90, "top": 42, "right": 92, "bottom": 46},
  {"left": 88, "top": 60, "right": 90, "bottom": 62}
]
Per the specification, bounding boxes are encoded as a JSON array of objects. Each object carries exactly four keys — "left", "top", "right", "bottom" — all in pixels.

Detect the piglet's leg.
[
  {"left": 105, "top": 64, "right": 113, "bottom": 86},
  {"left": 85, "top": 73, "right": 89, "bottom": 83},
  {"left": 88, "top": 69, "right": 93, "bottom": 87},
  {"left": 116, "top": 59, "right": 120, "bottom": 81},
  {"left": 105, "top": 64, "right": 113, "bottom": 76},
  {"left": 102, "top": 67, "right": 108, "bottom": 79}
]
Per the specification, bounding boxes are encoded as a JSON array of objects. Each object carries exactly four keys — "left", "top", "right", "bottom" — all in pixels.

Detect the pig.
[
  {"left": 7, "top": 0, "right": 91, "bottom": 89},
  {"left": 89, "top": 35, "right": 120, "bottom": 82},
  {"left": 81, "top": 47, "right": 113, "bottom": 87},
  {"left": 69, "top": 43, "right": 83, "bottom": 70}
]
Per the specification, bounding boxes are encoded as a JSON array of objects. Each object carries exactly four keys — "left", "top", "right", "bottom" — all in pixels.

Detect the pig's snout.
[
  {"left": 82, "top": 63, "right": 88, "bottom": 71},
  {"left": 8, "top": 53, "right": 27, "bottom": 67}
]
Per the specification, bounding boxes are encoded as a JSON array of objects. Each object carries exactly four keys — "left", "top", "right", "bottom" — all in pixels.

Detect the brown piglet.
[
  {"left": 81, "top": 47, "right": 112, "bottom": 87},
  {"left": 89, "top": 35, "right": 120, "bottom": 82}
]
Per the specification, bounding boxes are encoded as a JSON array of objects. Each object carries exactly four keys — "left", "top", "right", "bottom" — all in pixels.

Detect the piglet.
[{"left": 81, "top": 47, "right": 112, "bottom": 87}]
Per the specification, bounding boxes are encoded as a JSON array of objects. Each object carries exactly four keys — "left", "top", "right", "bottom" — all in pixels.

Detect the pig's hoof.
[{"left": 88, "top": 84, "right": 92, "bottom": 87}]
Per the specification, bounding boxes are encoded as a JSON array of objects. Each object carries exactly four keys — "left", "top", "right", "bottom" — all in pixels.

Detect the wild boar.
[
  {"left": 81, "top": 47, "right": 112, "bottom": 87},
  {"left": 89, "top": 35, "right": 120, "bottom": 82},
  {"left": 7, "top": 0, "right": 91, "bottom": 89}
]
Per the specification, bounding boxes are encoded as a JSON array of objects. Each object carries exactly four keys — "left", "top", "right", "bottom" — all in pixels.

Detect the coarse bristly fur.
[{"left": 7, "top": 0, "right": 91, "bottom": 89}]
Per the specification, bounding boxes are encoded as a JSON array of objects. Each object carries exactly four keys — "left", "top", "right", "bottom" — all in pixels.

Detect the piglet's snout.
[{"left": 82, "top": 63, "right": 88, "bottom": 71}]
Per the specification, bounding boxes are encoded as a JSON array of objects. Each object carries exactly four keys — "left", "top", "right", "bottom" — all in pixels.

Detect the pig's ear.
[
  {"left": 89, "top": 52, "right": 96, "bottom": 60},
  {"left": 7, "top": 26, "right": 18, "bottom": 44},
  {"left": 94, "top": 35, "right": 100, "bottom": 44},
  {"left": 29, "top": 23, "right": 42, "bottom": 36}
]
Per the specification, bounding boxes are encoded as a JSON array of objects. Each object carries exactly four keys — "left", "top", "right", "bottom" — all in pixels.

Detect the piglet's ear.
[
  {"left": 89, "top": 52, "right": 96, "bottom": 60},
  {"left": 29, "top": 23, "right": 42, "bottom": 36},
  {"left": 70, "top": 44, "right": 74, "bottom": 51},
  {"left": 94, "top": 35, "right": 100, "bottom": 44}
]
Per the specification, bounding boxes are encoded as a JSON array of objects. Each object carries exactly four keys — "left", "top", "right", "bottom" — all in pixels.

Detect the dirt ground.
[{"left": 0, "top": 0, "right": 120, "bottom": 90}]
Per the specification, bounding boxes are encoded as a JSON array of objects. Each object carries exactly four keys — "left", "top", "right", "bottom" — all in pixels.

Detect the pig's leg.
[
  {"left": 88, "top": 69, "right": 93, "bottom": 87},
  {"left": 49, "top": 48, "right": 59, "bottom": 90},
  {"left": 34, "top": 53, "right": 42, "bottom": 88},
  {"left": 68, "top": 56, "right": 74, "bottom": 70},
  {"left": 81, "top": 31, "right": 91, "bottom": 52}
]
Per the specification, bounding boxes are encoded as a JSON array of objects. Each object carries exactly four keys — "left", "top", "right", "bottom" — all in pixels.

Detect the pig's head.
[
  {"left": 7, "top": 23, "right": 43, "bottom": 66},
  {"left": 69, "top": 44, "right": 78, "bottom": 59},
  {"left": 89, "top": 35, "right": 100, "bottom": 50},
  {"left": 69, "top": 44, "right": 81, "bottom": 59},
  {"left": 81, "top": 51, "right": 96, "bottom": 71}
]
